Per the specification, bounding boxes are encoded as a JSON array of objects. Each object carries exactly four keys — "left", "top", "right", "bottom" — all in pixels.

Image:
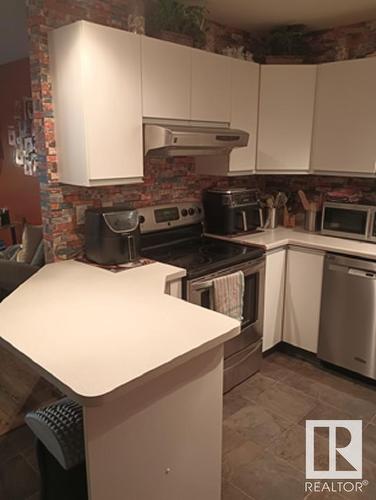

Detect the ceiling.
[
  {"left": 193, "top": 0, "right": 376, "bottom": 31},
  {"left": 0, "top": 0, "right": 29, "bottom": 65}
]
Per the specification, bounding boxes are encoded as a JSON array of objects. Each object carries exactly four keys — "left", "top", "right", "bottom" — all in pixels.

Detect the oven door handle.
[
  {"left": 195, "top": 281, "right": 214, "bottom": 292},
  {"left": 193, "top": 260, "right": 265, "bottom": 291}
]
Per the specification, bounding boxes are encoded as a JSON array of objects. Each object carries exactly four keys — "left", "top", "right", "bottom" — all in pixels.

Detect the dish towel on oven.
[{"left": 212, "top": 271, "right": 245, "bottom": 321}]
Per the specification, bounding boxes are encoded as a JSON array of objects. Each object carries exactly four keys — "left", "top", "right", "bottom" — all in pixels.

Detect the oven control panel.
[{"left": 138, "top": 202, "right": 203, "bottom": 233}]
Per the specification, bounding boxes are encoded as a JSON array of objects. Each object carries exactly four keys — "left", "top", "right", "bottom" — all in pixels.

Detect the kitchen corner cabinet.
[
  {"left": 311, "top": 57, "right": 376, "bottom": 175},
  {"left": 283, "top": 247, "right": 324, "bottom": 353},
  {"left": 257, "top": 65, "right": 317, "bottom": 173},
  {"left": 49, "top": 21, "right": 143, "bottom": 187},
  {"left": 191, "top": 49, "right": 231, "bottom": 123},
  {"left": 141, "top": 36, "right": 191, "bottom": 120},
  {"left": 263, "top": 249, "right": 286, "bottom": 352}
]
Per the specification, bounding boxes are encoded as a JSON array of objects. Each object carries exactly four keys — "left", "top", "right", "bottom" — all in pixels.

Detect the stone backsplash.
[
  {"left": 51, "top": 158, "right": 260, "bottom": 259},
  {"left": 264, "top": 175, "right": 376, "bottom": 201},
  {"left": 26, "top": 0, "right": 376, "bottom": 261},
  {"left": 308, "top": 20, "right": 376, "bottom": 62}
]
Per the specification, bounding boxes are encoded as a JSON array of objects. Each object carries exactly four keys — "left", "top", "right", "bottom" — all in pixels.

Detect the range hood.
[{"left": 144, "top": 123, "right": 249, "bottom": 158}]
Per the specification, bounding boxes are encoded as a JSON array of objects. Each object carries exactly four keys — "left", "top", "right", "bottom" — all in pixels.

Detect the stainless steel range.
[{"left": 138, "top": 202, "right": 265, "bottom": 392}]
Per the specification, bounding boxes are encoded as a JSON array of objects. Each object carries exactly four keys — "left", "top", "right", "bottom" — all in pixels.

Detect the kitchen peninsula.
[{"left": 0, "top": 260, "right": 240, "bottom": 500}]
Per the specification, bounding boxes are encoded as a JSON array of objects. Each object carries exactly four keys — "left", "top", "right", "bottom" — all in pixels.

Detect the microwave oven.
[{"left": 321, "top": 202, "right": 376, "bottom": 242}]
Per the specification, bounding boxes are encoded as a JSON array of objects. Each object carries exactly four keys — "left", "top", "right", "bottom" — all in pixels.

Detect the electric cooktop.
[{"left": 141, "top": 236, "right": 264, "bottom": 279}]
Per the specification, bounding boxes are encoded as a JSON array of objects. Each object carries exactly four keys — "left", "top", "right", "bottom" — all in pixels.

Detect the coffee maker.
[{"left": 85, "top": 207, "right": 140, "bottom": 265}]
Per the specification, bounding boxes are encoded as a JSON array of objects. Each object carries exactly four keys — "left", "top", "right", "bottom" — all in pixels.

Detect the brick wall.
[
  {"left": 27, "top": 0, "right": 256, "bottom": 261},
  {"left": 307, "top": 20, "right": 376, "bottom": 62},
  {"left": 26, "top": 1, "right": 376, "bottom": 260}
]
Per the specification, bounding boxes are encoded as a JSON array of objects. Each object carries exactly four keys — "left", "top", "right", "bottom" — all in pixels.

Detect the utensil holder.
[
  {"left": 304, "top": 210, "right": 322, "bottom": 232},
  {"left": 268, "top": 207, "right": 278, "bottom": 229}
]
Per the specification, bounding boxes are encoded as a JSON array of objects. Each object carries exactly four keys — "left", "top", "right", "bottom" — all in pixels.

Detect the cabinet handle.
[{"left": 241, "top": 211, "right": 248, "bottom": 232}]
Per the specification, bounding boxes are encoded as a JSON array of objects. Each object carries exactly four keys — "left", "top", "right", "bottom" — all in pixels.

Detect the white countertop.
[
  {"left": 211, "top": 227, "right": 376, "bottom": 260},
  {"left": 0, "top": 260, "right": 240, "bottom": 406}
]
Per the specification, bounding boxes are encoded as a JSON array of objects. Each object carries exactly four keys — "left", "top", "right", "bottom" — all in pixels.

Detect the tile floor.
[
  {"left": 1, "top": 352, "right": 376, "bottom": 499},
  {"left": 223, "top": 352, "right": 376, "bottom": 500}
]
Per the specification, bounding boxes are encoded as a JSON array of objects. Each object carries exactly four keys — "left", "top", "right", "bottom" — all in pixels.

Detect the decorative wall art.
[{"left": 7, "top": 97, "right": 37, "bottom": 176}]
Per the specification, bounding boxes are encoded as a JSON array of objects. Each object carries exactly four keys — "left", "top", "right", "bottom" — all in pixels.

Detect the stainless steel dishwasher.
[{"left": 318, "top": 253, "right": 376, "bottom": 379}]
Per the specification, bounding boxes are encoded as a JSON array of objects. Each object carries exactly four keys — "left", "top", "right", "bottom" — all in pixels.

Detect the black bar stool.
[{"left": 25, "top": 398, "right": 88, "bottom": 500}]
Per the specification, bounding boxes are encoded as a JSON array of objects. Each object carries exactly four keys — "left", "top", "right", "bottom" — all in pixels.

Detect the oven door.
[
  {"left": 369, "top": 209, "right": 376, "bottom": 242},
  {"left": 187, "top": 258, "right": 265, "bottom": 359}
]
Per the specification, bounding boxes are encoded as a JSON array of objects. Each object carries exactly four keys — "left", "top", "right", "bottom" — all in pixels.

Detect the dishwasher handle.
[
  {"left": 328, "top": 262, "right": 376, "bottom": 279},
  {"left": 348, "top": 268, "right": 376, "bottom": 279}
]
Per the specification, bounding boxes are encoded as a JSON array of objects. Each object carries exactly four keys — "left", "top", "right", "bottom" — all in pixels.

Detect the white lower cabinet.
[
  {"left": 283, "top": 247, "right": 324, "bottom": 353},
  {"left": 165, "top": 279, "right": 182, "bottom": 299},
  {"left": 262, "top": 248, "right": 286, "bottom": 352}
]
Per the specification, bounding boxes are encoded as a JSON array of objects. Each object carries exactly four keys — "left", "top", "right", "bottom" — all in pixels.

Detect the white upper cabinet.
[
  {"left": 141, "top": 36, "right": 191, "bottom": 120},
  {"left": 49, "top": 21, "right": 143, "bottom": 187},
  {"left": 229, "top": 59, "right": 259, "bottom": 173},
  {"left": 311, "top": 58, "right": 376, "bottom": 174},
  {"left": 257, "top": 65, "right": 317, "bottom": 172},
  {"left": 191, "top": 49, "right": 231, "bottom": 123},
  {"left": 195, "top": 59, "right": 259, "bottom": 176}
]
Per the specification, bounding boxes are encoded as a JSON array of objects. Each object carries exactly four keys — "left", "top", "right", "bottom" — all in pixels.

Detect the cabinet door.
[
  {"left": 49, "top": 23, "right": 88, "bottom": 186},
  {"left": 82, "top": 23, "right": 143, "bottom": 182},
  {"left": 311, "top": 58, "right": 376, "bottom": 174},
  {"left": 257, "top": 65, "right": 317, "bottom": 172},
  {"left": 191, "top": 50, "right": 231, "bottom": 123},
  {"left": 229, "top": 59, "right": 259, "bottom": 173},
  {"left": 141, "top": 36, "right": 191, "bottom": 120},
  {"left": 165, "top": 279, "right": 182, "bottom": 299},
  {"left": 283, "top": 247, "right": 324, "bottom": 353},
  {"left": 263, "top": 249, "right": 286, "bottom": 352}
]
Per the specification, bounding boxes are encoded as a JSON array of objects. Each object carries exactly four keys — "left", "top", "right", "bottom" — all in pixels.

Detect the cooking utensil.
[
  {"left": 266, "top": 196, "right": 274, "bottom": 209},
  {"left": 276, "top": 192, "right": 288, "bottom": 209},
  {"left": 298, "top": 190, "right": 310, "bottom": 211},
  {"left": 274, "top": 192, "right": 282, "bottom": 209}
]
